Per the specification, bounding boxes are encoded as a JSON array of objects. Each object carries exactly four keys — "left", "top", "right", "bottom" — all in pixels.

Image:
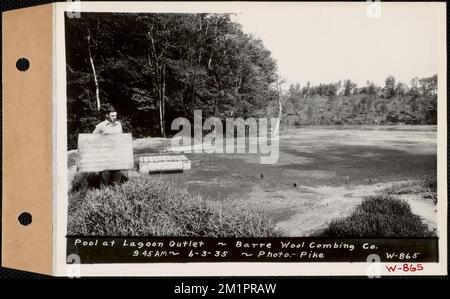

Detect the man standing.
[
  {"left": 93, "top": 108, "right": 123, "bottom": 134},
  {"left": 93, "top": 107, "right": 123, "bottom": 187}
]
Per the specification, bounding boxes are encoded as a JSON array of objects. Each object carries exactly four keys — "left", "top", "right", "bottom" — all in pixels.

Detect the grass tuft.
[
  {"left": 68, "top": 175, "right": 282, "bottom": 237},
  {"left": 321, "top": 195, "right": 436, "bottom": 237},
  {"left": 383, "top": 175, "right": 437, "bottom": 195},
  {"left": 70, "top": 171, "right": 129, "bottom": 194}
]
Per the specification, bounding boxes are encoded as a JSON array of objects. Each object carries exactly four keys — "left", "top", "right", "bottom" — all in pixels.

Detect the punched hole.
[
  {"left": 18, "top": 212, "right": 32, "bottom": 226},
  {"left": 16, "top": 58, "right": 30, "bottom": 71}
]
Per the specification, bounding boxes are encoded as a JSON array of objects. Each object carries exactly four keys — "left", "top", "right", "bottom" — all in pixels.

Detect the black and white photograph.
[{"left": 55, "top": 2, "right": 446, "bottom": 276}]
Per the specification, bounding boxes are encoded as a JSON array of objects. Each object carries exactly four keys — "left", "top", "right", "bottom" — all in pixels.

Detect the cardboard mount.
[{"left": 2, "top": 4, "right": 53, "bottom": 275}]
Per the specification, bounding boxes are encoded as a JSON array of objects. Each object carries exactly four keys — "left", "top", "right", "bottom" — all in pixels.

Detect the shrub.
[
  {"left": 68, "top": 176, "right": 282, "bottom": 237},
  {"left": 321, "top": 195, "right": 435, "bottom": 237},
  {"left": 67, "top": 150, "right": 79, "bottom": 168},
  {"left": 422, "top": 175, "right": 437, "bottom": 192},
  {"left": 70, "top": 171, "right": 129, "bottom": 193},
  {"left": 382, "top": 175, "right": 437, "bottom": 204},
  {"left": 71, "top": 172, "right": 101, "bottom": 193}
]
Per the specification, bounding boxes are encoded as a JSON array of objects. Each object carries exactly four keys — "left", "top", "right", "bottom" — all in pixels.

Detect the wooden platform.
[{"left": 138, "top": 155, "right": 191, "bottom": 173}]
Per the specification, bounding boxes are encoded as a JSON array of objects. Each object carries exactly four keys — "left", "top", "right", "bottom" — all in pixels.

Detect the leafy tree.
[
  {"left": 395, "top": 82, "right": 409, "bottom": 96},
  {"left": 343, "top": 79, "right": 356, "bottom": 96},
  {"left": 383, "top": 75, "right": 396, "bottom": 98},
  {"left": 419, "top": 74, "right": 437, "bottom": 97},
  {"left": 65, "top": 13, "right": 279, "bottom": 148}
]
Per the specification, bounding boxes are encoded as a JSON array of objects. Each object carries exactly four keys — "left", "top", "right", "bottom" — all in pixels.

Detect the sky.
[{"left": 233, "top": 2, "right": 444, "bottom": 88}]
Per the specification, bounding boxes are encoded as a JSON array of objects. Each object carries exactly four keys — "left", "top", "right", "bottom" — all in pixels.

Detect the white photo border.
[{"left": 54, "top": 1, "right": 448, "bottom": 277}]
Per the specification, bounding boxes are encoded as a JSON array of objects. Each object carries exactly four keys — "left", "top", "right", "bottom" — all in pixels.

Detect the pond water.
[
  {"left": 162, "top": 125, "right": 437, "bottom": 236},
  {"left": 69, "top": 125, "right": 437, "bottom": 236}
]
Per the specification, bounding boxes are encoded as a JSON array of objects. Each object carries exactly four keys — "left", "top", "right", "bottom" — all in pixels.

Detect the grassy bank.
[
  {"left": 68, "top": 174, "right": 282, "bottom": 237},
  {"left": 321, "top": 195, "right": 435, "bottom": 237},
  {"left": 382, "top": 175, "right": 437, "bottom": 204},
  {"left": 321, "top": 176, "right": 437, "bottom": 237}
]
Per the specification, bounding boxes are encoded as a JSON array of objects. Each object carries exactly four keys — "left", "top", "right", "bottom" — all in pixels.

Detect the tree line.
[
  {"left": 65, "top": 13, "right": 437, "bottom": 150},
  {"left": 281, "top": 75, "right": 437, "bottom": 127},
  {"left": 65, "top": 13, "right": 279, "bottom": 149}
]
